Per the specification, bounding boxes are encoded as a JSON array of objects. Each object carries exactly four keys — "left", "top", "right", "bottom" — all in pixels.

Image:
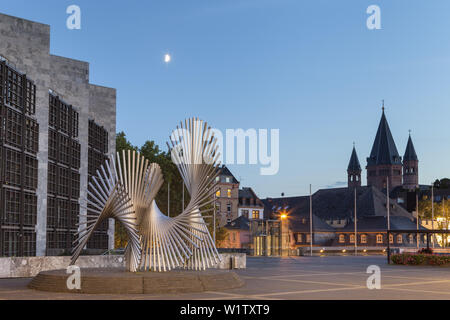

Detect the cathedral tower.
[
  {"left": 366, "top": 106, "right": 402, "bottom": 191},
  {"left": 348, "top": 145, "right": 362, "bottom": 188},
  {"left": 402, "top": 133, "right": 419, "bottom": 190}
]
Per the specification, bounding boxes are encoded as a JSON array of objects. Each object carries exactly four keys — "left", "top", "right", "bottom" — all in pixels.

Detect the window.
[
  {"left": 361, "top": 234, "right": 367, "bottom": 244},
  {"left": 409, "top": 234, "right": 414, "bottom": 243},
  {"left": 389, "top": 234, "right": 394, "bottom": 244},
  {"left": 215, "top": 202, "right": 220, "bottom": 213},
  {"left": 227, "top": 203, "right": 231, "bottom": 213},
  {"left": 397, "top": 235, "right": 403, "bottom": 244},
  {"left": 339, "top": 234, "right": 345, "bottom": 243},
  {"left": 232, "top": 232, "right": 236, "bottom": 242},
  {"left": 397, "top": 197, "right": 404, "bottom": 204},
  {"left": 242, "top": 210, "right": 249, "bottom": 219},
  {"left": 216, "top": 189, "right": 221, "bottom": 197},
  {"left": 252, "top": 210, "right": 260, "bottom": 219},
  {"left": 227, "top": 188, "right": 231, "bottom": 198},
  {"left": 349, "top": 234, "right": 355, "bottom": 243},
  {"left": 376, "top": 234, "right": 383, "bottom": 244},
  {"left": 297, "top": 233, "right": 302, "bottom": 243},
  {"left": 226, "top": 177, "right": 231, "bottom": 183},
  {"left": 306, "top": 234, "right": 311, "bottom": 243}
]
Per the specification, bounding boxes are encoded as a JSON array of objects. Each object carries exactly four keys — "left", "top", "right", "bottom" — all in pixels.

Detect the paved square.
[{"left": 0, "top": 256, "right": 449, "bottom": 299}]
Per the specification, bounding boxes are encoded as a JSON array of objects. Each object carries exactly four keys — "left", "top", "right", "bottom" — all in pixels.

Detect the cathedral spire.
[
  {"left": 348, "top": 145, "right": 361, "bottom": 188},
  {"left": 366, "top": 107, "right": 403, "bottom": 190}
]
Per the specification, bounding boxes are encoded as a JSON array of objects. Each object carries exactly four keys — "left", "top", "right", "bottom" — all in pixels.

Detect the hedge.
[{"left": 391, "top": 253, "right": 450, "bottom": 266}]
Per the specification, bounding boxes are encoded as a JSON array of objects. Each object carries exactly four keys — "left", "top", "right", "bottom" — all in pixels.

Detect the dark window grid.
[
  {"left": 48, "top": 130, "right": 80, "bottom": 169},
  {"left": 25, "top": 118, "right": 38, "bottom": 154},
  {"left": 2, "top": 229, "right": 19, "bottom": 257},
  {"left": 24, "top": 80, "right": 36, "bottom": 115},
  {"left": 70, "top": 201, "right": 79, "bottom": 228},
  {"left": 24, "top": 155, "right": 38, "bottom": 190},
  {"left": 23, "top": 192, "right": 37, "bottom": 226},
  {"left": 71, "top": 170, "right": 80, "bottom": 199},
  {"left": 3, "top": 106, "right": 38, "bottom": 153},
  {"left": 71, "top": 140, "right": 80, "bottom": 169},
  {"left": 22, "top": 230, "right": 36, "bottom": 256},
  {"left": 48, "top": 129, "right": 58, "bottom": 161},
  {"left": 5, "top": 107, "right": 22, "bottom": 148},
  {"left": 0, "top": 62, "right": 4, "bottom": 102},
  {"left": 59, "top": 134, "right": 71, "bottom": 166},
  {"left": 2, "top": 189, "right": 20, "bottom": 226},
  {"left": 46, "top": 196, "right": 56, "bottom": 228},
  {"left": 88, "top": 148, "right": 108, "bottom": 177},
  {"left": 48, "top": 94, "right": 79, "bottom": 138},
  {"left": 47, "top": 231, "right": 77, "bottom": 250},
  {"left": 47, "top": 163, "right": 57, "bottom": 195},
  {"left": 58, "top": 166, "right": 70, "bottom": 197},
  {"left": 88, "top": 120, "right": 108, "bottom": 154},
  {"left": 6, "top": 68, "right": 24, "bottom": 111},
  {"left": 4, "top": 147, "right": 21, "bottom": 187}
]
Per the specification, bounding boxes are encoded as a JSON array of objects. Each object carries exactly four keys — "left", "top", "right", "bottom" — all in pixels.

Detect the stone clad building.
[{"left": 0, "top": 13, "right": 116, "bottom": 257}]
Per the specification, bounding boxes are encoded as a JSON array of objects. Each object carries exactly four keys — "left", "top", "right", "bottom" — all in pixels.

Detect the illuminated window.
[
  {"left": 216, "top": 189, "right": 221, "bottom": 197},
  {"left": 252, "top": 210, "right": 260, "bottom": 219},
  {"left": 389, "top": 234, "right": 394, "bottom": 244},
  {"left": 226, "top": 177, "right": 231, "bottom": 183},
  {"left": 397, "top": 235, "right": 403, "bottom": 243},
  {"left": 350, "top": 234, "right": 355, "bottom": 243},
  {"left": 361, "top": 234, "right": 367, "bottom": 244},
  {"left": 227, "top": 188, "right": 231, "bottom": 198},
  {"left": 376, "top": 234, "right": 383, "bottom": 244},
  {"left": 297, "top": 233, "right": 302, "bottom": 242},
  {"left": 409, "top": 234, "right": 414, "bottom": 243},
  {"left": 339, "top": 234, "right": 345, "bottom": 243},
  {"left": 306, "top": 234, "right": 311, "bottom": 243}
]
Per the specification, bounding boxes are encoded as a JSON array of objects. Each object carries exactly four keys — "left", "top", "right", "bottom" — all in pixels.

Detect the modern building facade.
[{"left": 0, "top": 13, "right": 116, "bottom": 257}]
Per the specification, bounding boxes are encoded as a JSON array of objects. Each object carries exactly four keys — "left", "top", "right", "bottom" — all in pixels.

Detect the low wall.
[{"left": 0, "top": 253, "right": 246, "bottom": 278}]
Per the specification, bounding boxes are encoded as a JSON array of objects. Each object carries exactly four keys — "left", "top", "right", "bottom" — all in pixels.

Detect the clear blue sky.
[{"left": 2, "top": 0, "right": 450, "bottom": 198}]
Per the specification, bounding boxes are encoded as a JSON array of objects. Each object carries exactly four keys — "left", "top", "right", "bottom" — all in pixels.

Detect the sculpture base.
[{"left": 28, "top": 268, "right": 244, "bottom": 294}]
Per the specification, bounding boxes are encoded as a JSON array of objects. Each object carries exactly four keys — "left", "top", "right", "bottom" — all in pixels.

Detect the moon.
[{"left": 164, "top": 54, "right": 171, "bottom": 63}]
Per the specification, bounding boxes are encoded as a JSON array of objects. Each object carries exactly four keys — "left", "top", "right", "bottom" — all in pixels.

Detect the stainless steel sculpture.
[{"left": 71, "top": 118, "right": 222, "bottom": 272}]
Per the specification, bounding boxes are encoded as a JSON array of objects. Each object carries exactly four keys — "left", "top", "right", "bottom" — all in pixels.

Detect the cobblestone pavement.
[{"left": 0, "top": 255, "right": 449, "bottom": 300}]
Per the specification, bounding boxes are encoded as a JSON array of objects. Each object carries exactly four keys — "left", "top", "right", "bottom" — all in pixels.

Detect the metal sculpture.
[{"left": 71, "top": 118, "right": 222, "bottom": 272}]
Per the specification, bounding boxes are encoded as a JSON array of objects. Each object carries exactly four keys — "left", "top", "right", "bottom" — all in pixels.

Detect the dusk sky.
[{"left": 2, "top": 0, "right": 450, "bottom": 198}]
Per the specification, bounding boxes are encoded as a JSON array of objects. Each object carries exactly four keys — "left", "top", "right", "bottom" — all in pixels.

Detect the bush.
[
  {"left": 418, "top": 248, "right": 433, "bottom": 254},
  {"left": 391, "top": 253, "right": 450, "bottom": 266}
]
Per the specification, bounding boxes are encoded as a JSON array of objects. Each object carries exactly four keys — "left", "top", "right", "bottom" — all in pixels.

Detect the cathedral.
[{"left": 347, "top": 106, "right": 419, "bottom": 192}]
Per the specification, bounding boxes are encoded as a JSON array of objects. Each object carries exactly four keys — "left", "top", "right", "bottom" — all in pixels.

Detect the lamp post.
[
  {"left": 387, "top": 177, "right": 391, "bottom": 263},
  {"left": 416, "top": 192, "right": 419, "bottom": 249},
  {"left": 432, "top": 183, "right": 435, "bottom": 248},
  {"left": 310, "top": 184, "right": 313, "bottom": 257},
  {"left": 354, "top": 187, "right": 357, "bottom": 255}
]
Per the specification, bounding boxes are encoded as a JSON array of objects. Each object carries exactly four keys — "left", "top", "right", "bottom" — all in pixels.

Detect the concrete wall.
[
  {"left": 0, "top": 13, "right": 116, "bottom": 255},
  {"left": 0, "top": 253, "right": 246, "bottom": 278}
]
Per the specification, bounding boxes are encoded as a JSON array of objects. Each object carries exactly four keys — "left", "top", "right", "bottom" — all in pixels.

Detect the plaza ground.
[{"left": 0, "top": 255, "right": 449, "bottom": 300}]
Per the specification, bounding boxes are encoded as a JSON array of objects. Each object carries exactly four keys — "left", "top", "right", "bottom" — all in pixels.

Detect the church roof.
[
  {"left": 367, "top": 109, "right": 402, "bottom": 166},
  {"left": 347, "top": 146, "right": 361, "bottom": 171},
  {"left": 262, "top": 186, "right": 415, "bottom": 232},
  {"left": 403, "top": 135, "right": 418, "bottom": 161}
]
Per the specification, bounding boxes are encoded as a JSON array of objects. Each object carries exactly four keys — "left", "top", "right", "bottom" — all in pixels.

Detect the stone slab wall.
[{"left": 0, "top": 253, "right": 246, "bottom": 278}]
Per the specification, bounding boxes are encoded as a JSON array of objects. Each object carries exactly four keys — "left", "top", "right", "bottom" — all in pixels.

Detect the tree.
[{"left": 433, "top": 178, "right": 450, "bottom": 189}]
